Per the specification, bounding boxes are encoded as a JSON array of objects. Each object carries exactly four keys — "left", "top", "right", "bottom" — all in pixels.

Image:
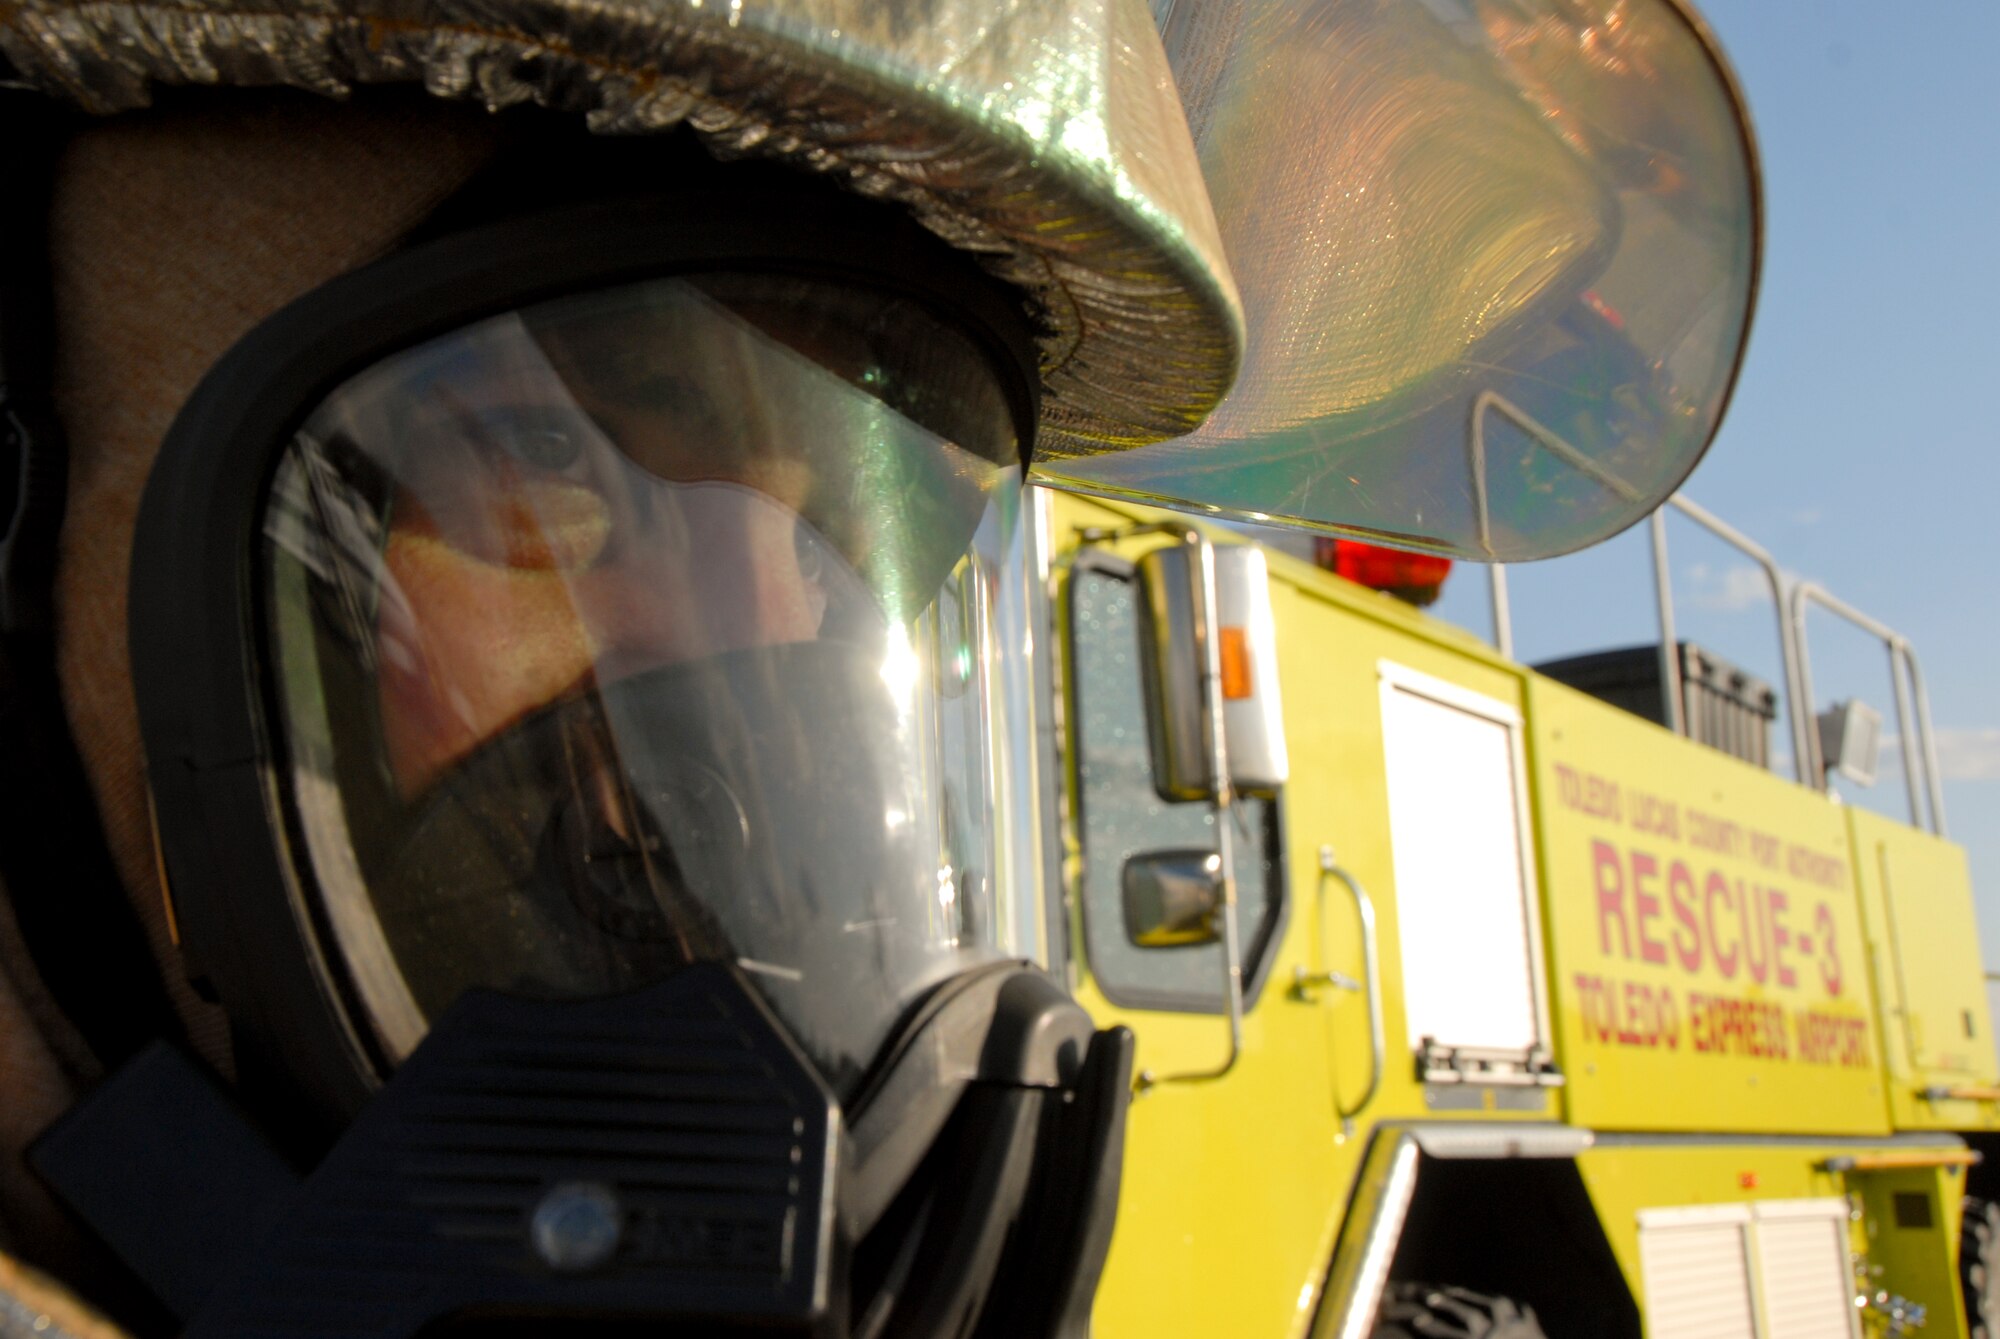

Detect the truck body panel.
[
  {"left": 1530, "top": 673, "right": 1888, "bottom": 1136},
  {"left": 1047, "top": 488, "right": 1994, "bottom": 1339},
  {"left": 1848, "top": 806, "right": 2000, "bottom": 1134}
]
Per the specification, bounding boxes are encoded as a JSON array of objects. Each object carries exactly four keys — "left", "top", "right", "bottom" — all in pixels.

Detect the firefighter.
[
  {"left": 0, "top": 2, "right": 1243, "bottom": 1333},
  {"left": 0, "top": 0, "right": 1768, "bottom": 1332}
]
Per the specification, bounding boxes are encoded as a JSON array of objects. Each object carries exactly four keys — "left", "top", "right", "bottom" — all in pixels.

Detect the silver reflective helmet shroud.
[
  {"left": 1, "top": 0, "right": 1764, "bottom": 560},
  {"left": 1048, "top": 0, "right": 1762, "bottom": 560}
]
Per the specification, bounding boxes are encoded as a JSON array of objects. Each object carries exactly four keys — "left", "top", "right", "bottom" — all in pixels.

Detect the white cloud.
[
  {"left": 1792, "top": 506, "right": 1824, "bottom": 526},
  {"left": 1936, "top": 730, "right": 2000, "bottom": 782},
  {"left": 1686, "top": 562, "right": 1773, "bottom": 614},
  {"left": 1875, "top": 730, "right": 2000, "bottom": 782}
]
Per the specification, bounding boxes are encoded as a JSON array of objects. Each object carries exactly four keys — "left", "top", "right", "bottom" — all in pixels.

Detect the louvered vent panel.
[
  {"left": 1756, "top": 1213, "right": 1856, "bottom": 1339},
  {"left": 187, "top": 968, "right": 837, "bottom": 1339},
  {"left": 1639, "top": 1220, "right": 1757, "bottom": 1339}
]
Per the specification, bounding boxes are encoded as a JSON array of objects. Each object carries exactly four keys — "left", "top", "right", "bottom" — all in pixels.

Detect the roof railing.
[
  {"left": 1787, "top": 580, "right": 1946, "bottom": 834},
  {"left": 1483, "top": 494, "right": 1946, "bottom": 836}
]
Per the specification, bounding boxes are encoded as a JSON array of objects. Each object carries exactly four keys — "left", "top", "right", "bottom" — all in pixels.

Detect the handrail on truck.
[
  {"left": 1787, "top": 580, "right": 1948, "bottom": 836},
  {"left": 1483, "top": 494, "right": 1947, "bottom": 835}
]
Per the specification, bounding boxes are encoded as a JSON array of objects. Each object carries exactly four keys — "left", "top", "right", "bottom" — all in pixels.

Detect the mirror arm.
[{"left": 1077, "top": 523, "right": 1245, "bottom": 1090}]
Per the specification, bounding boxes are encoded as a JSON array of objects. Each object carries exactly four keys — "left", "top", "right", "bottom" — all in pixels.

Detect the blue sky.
[{"left": 1430, "top": 0, "right": 2000, "bottom": 1028}]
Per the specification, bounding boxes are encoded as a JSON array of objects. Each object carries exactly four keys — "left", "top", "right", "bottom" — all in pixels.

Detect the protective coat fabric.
[
  {"left": 0, "top": 87, "right": 503, "bottom": 1269},
  {"left": 0, "top": 0, "right": 1245, "bottom": 458},
  {"left": 39, "top": 99, "right": 508, "bottom": 1101}
]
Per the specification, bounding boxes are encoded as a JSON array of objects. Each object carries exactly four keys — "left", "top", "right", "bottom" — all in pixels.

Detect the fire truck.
[
  {"left": 1033, "top": 486, "right": 1999, "bottom": 1338},
  {"left": 952, "top": 8, "right": 2000, "bottom": 1336}
]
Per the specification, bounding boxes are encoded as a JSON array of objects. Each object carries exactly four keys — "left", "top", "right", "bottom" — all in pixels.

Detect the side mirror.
[
  {"left": 1135, "top": 541, "right": 1289, "bottom": 802},
  {"left": 1123, "top": 848, "right": 1225, "bottom": 948}
]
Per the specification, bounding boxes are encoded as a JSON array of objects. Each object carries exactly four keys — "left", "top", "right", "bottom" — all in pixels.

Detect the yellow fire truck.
[{"left": 1038, "top": 485, "right": 1998, "bottom": 1338}]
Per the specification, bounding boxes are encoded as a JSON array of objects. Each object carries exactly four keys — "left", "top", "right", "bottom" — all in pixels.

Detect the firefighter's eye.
[
  {"left": 489, "top": 407, "right": 587, "bottom": 472},
  {"left": 794, "top": 518, "right": 826, "bottom": 586},
  {"left": 432, "top": 388, "right": 593, "bottom": 475}
]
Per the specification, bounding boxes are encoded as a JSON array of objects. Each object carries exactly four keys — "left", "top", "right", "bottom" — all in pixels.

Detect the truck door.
[
  {"left": 1848, "top": 806, "right": 2000, "bottom": 1129},
  {"left": 1060, "top": 540, "right": 1348, "bottom": 1337}
]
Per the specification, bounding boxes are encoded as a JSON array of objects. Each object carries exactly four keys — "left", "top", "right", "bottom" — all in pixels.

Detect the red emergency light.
[{"left": 1314, "top": 538, "right": 1453, "bottom": 607}]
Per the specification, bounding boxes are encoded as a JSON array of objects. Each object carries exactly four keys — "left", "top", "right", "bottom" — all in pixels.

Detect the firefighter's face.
[
  {"left": 375, "top": 319, "right": 849, "bottom": 795},
  {"left": 238, "top": 268, "right": 1021, "bottom": 1078}
]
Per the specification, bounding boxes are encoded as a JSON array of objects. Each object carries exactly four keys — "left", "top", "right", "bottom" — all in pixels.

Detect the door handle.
[
  {"left": 1290, "top": 966, "right": 1360, "bottom": 999},
  {"left": 1301, "top": 844, "right": 1384, "bottom": 1134}
]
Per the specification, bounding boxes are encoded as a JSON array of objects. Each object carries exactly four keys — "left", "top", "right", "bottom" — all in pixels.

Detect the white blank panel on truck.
[{"left": 1378, "top": 663, "right": 1547, "bottom": 1071}]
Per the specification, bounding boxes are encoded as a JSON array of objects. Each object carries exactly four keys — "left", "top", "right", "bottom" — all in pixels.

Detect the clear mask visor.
[{"left": 264, "top": 274, "right": 1023, "bottom": 1097}]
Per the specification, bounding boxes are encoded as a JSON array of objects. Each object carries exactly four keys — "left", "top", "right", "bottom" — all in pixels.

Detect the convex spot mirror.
[
  {"left": 1123, "top": 849, "right": 1224, "bottom": 949},
  {"left": 1136, "top": 542, "right": 1288, "bottom": 803},
  {"left": 1042, "top": 0, "right": 1762, "bottom": 562}
]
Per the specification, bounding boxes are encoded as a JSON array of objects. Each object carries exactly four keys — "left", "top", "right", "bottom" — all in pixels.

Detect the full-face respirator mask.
[{"left": 33, "top": 162, "right": 1134, "bottom": 1339}]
